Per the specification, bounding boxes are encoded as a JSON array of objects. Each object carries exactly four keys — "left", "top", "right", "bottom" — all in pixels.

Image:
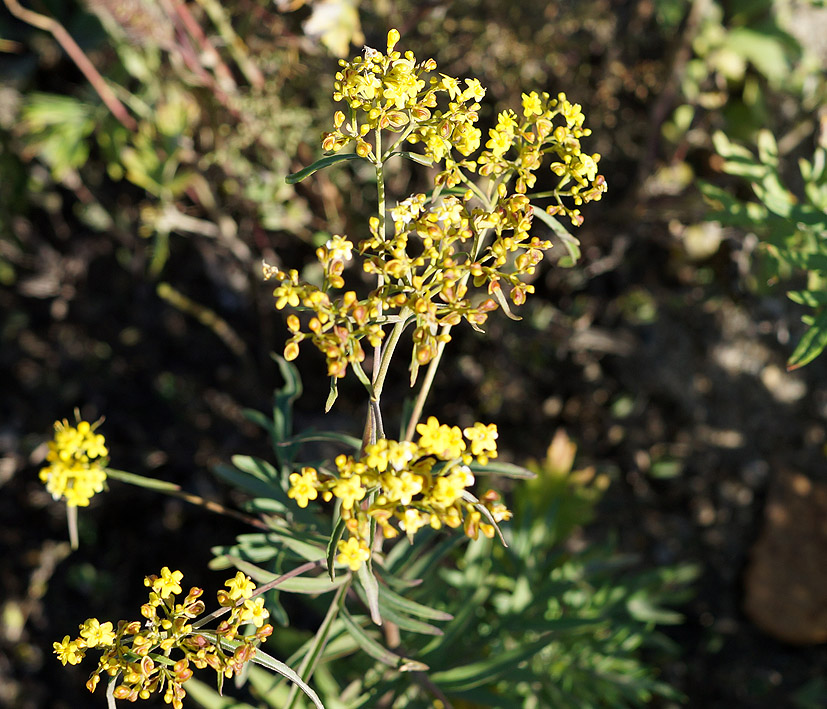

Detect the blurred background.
[{"left": 2, "top": 0, "right": 827, "bottom": 707}]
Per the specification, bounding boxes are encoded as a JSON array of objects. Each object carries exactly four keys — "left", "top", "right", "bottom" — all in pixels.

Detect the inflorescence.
[
  {"left": 288, "top": 417, "right": 511, "bottom": 571},
  {"left": 264, "top": 29, "right": 606, "bottom": 381},
  {"left": 53, "top": 568, "right": 272, "bottom": 709},
  {"left": 39, "top": 418, "right": 109, "bottom": 507}
]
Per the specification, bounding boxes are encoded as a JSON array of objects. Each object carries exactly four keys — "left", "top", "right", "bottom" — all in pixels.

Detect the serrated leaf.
[{"left": 286, "top": 153, "right": 363, "bottom": 184}]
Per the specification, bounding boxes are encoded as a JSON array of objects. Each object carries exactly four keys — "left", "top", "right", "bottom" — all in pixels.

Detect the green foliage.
[
  {"left": 700, "top": 128, "right": 827, "bottom": 368},
  {"left": 188, "top": 363, "right": 693, "bottom": 708}
]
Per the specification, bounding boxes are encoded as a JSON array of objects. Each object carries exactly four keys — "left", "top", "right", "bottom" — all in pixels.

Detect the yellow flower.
[
  {"left": 522, "top": 91, "right": 543, "bottom": 117},
  {"left": 79, "top": 618, "right": 116, "bottom": 648},
  {"left": 54, "top": 635, "right": 85, "bottom": 665},
  {"left": 39, "top": 418, "right": 108, "bottom": 507},
  {"left": 331, "top": 474, "right": 366, "bottom": 510},
  {"left": 337, "top": 537, "right": 371, "bottom": 571},
  {"left": 240, "top": 597, "right": 269, "bottom": 628},
  {"left": 288, "top": 467, "right": 319, "bottom": 508},
  {"left": 224, "top": 572, "right": 255, "bottom": 602},
  {"left": 146, "top": 567, "right": 183, "bottom": 599},
  {"left": 381, "top": 470, "right": 423, "bottom": 506},
  {"left": 463, "top": 422, "right": 499, "bottom": 464},
  {"left": 416, "top": 416, "right": 466, "bottom": 459}
]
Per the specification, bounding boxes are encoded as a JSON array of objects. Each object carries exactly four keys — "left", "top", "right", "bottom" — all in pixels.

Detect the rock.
[{"left": 744, "top": 470, "right": 827, "bottom": 644}]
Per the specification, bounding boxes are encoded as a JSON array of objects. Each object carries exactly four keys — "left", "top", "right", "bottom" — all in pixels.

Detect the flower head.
[{"left": 39, "top": 418, "right": 108, "bottom": 507}]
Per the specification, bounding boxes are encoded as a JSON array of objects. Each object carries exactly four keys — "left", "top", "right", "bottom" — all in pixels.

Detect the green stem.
[{"left": 284, "top": 581, "right": 349, "bottom": 709}]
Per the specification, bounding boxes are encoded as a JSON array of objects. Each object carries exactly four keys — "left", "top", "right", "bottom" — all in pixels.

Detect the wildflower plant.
[
  {"left": 47, "top": 28, "right": 612, "bottom": 708},
  {"left": 52, "top": 567, "right": 319, "bottom": 709}
]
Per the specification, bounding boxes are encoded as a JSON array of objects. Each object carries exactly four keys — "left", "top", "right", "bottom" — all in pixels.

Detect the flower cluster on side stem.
[
  {"left": 39, "top": 418, "right": 108, "bottom": 507},
  {"left": 288, "top": 417, "right": 511, "bottom": 571},
  {"left": 53, "top": 568, "right": 272, "bottom": 709}
]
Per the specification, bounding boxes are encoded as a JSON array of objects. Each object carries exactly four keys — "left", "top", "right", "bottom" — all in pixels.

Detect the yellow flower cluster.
[
  {"left": 271, "top": 31, "right": 607, "bottom": 381},
  {"left": 287, "top": 417, "right": 510, "bottom": 571},
  {"left": 478, "top": 91, "right": 607, "bottom": 226},
  {"left": 39, "top": 419, "right": 108, "bottom": 507},
  {"left": 54, "top": 568, "right": 272, "bottom": 709},
  {"left": 322, "top": 29, "right": 484, "bottom": 168}
]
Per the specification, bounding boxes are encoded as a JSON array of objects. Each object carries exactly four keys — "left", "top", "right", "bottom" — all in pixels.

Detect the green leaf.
[
  {"left": 627, "top": 594, "right": 685, "bottom": 625},
  {"left": 340, "top": 609, "right": 427, "bottom": 670},
  {"left": 357, "top": 562, "right": 382, "bottom": 625},
  {"left": 286, "top": 153, "right": 363, "bottom": 184},
  {"left": 284, "top": 584, "right": 347, "bottom": 709},
  {"left": 376, "top": 582, "right": 453, "bottom": 622},
  {"left": 756, "top": 129, "right": 779, "bottom": 168},
  {"left": 429, "top": 633, "right": 554, "bottom": 690},
  {"left": 788, "top": 290, "right": 827, "bottom": 307},
  {"left": 105, "top": 468, "right": 181, "bottom": 492},
  {"left": 327, "top": 514, "right": 346, "bottom": 582},
  {"left": 280, "top": 430, "right": 362, "bottom": 451},
  {"left": 232, "top": 455, "right": 280, "bottom": 482},
  {"left": 212, "top": 463, "right": 283, "bottom": 500},
  {"left": 248, "top": 646, "right": 325, "bottom": 709},
  {"left": 467, "top": 460, "right": 536, "bottom": 479},
  {"left": 787, "top": 309, "right": 827, "bottom": 370},
  {"left": 325, "top": 375, "right": 339, "bottom": 412},
  {"left": 390, "top": 150, "right": 433, "bottom": 166},
  {"left": 533, "top": 208, "right": 581, "bottom": 266}
]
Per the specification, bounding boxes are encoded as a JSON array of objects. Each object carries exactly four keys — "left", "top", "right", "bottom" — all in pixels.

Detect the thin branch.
[{"left": 3, "top": 0, "right": 137, "bottom": 131}]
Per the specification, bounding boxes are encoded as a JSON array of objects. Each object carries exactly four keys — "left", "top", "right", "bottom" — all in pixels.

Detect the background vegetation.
[{"left": 2, "top": 0, "right": 827, "bottom": 707}]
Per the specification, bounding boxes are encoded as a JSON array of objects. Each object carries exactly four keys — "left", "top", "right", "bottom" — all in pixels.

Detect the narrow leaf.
[
  {"left": 340, "top": 609, "right": 427, "bottom": 670},
  {"left": 105, "top": 468, "right": 181, "bottom": 492},
  {"left": 248, "top": 647, "right": 325, "bottom": 709},
  {"left": 533, "top": 207, "right": 581, "bottom": 266},
  {"left": 467, "top": 460, "right": 536, "bottom": 479},
  {"left": 390, "top": 150, "right": 433, "bottom": 166},
  {"left": 787, "top": 309, "right": 827, "bottom": 370},
  {"left": 377, "top": 583, "right": 453, "bottom": 622},
  {"left": 357, "top": 562, "right": 382, "bottom": 626},
  {"left": 489, "top": 280, "right": 521, "bottom": 321},
  {"left": 325, "top": 376, "right": 339, "bottom": 412},
  {"left": 327, "top": 514, "right": 346, "bottom": 582},
  {"left": 429, "top": 633, "right": 553, "bottom": 690},
  {"left": 286, "top": 153, "right": 362, "bottom": 184}
]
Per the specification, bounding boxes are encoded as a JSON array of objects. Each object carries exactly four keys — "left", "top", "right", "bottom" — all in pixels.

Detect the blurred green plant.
[
  {"left": 700, "top": 124, "right": 827, "bottom": 368},
  {"left": 9, "top": 0, "right": 320, "bottom": 275}
]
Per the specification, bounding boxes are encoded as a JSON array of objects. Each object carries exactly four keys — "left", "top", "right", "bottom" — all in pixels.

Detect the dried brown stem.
[{"left": 3, "top": 0, "right": 137, "bottom": 131}]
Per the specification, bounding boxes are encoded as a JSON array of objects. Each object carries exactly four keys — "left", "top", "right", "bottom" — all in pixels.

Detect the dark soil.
[{"left": 3, "top": 2, "right": 827, "bottom": 708}]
